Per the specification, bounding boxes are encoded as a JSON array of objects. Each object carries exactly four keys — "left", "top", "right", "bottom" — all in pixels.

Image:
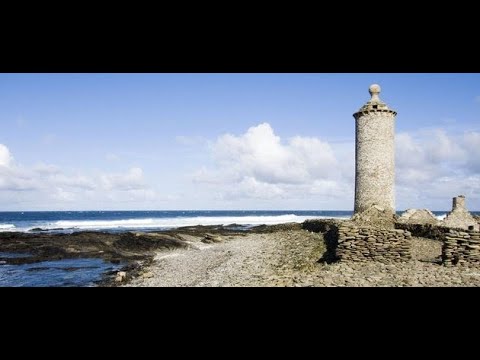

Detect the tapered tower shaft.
[{"left": 353, "top": 84, "right": 397, "bottom": 215}]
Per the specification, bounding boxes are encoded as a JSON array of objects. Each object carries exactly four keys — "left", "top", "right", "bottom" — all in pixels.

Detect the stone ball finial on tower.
[
  {"left": 369, "top": 84, "right": 381, "bottom": 95},
  {"left": 369, "top": 84, "right": 381, "bottom": 103},
  {"left": 354, "top": 84, "right": 395, "bottom": 115}
]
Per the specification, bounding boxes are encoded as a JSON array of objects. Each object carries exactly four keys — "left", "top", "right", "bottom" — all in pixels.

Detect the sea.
[
  {"left": 0, "top": 210, "right": 358, "bottom": 233},
  {"left": 0, "top": 210, "right": 475, "bottom": 287}
]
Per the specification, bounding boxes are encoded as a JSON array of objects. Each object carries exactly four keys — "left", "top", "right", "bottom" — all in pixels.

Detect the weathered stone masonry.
[
  {"left": 442, "top": 195, "right": 479, "bottom": 231},
  {"left": 353, "top": 84, "right": 397, "bottom": 216},
  {"left": 394, "top": 223, "right": 480, "bottom": 267},
  {"left": 337, "top": 222, "right": 412, "bottom": 263},
  {"left": 305, "top": 86, "right": 480, "bottom": 267},
  {"left": 442, "top": 229, "right": 480, "bottom": 266}
]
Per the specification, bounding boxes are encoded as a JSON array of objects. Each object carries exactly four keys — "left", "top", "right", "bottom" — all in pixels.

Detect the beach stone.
[
  {"left": 141, "top": 271, "right": 154, "bottom": 279},
  {"left": 202, "top": 233, "right": 223, "bottom": 243},
  {"left": 115, "top": 271, "right": 127, "bottom": 282}
]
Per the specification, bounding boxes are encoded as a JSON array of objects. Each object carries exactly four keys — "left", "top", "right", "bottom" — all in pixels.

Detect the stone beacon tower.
[{"left": 353, "top": 84, "right": 397, "bottom": 216}]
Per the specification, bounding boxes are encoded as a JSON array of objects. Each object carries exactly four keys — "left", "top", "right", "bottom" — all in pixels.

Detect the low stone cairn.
[
  {"left": 337, "top": 223, "right": 412, "bottom": 263},
  {"left": 442, "top": 229, "right": 480, "bottom": 266}
]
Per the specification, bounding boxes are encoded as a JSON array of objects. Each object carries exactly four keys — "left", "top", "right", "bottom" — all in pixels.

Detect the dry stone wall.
[
  {"left": 302, "top": 219, "right": 343, "bottom": 233},
  {"left": 394, "top": 222, "right": 450, "bottom": 240},
  {"left": 442, "top": 229, "right": 480, "bottom": 266},
  {"left": 337, "top": 222, "right": 412, "bottom": 263}
]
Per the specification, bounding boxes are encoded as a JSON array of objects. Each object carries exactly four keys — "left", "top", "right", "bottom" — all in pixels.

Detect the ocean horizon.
[{"left": 1, "top": 210, "right": 475, "bottom": 234}]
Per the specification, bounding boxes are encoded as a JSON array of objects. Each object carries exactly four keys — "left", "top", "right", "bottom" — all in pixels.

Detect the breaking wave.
[
  {"left": 39, "top": 214, "right": 326, "bottom": 231},
  {"left": 436, "top": 213, "right": 447, "bottom": 221},
  {"left": 0, "top": 224, "right": 16, "bottom": 230}
]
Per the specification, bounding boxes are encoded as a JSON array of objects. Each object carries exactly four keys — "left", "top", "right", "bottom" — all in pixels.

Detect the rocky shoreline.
[
  {"left": 2, "top": 221, "right": 480, "bottom": 286},
  {"left": 125, "top": 226, "right": 480, "bottom": 287},
  {"left": 0, "top": 225, "right": 261, "bottom": 286}
]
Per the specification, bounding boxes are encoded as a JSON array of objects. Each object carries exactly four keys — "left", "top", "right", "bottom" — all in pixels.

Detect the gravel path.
[{"left": 125, "top": 230, "right": 480, "bottom": 287}]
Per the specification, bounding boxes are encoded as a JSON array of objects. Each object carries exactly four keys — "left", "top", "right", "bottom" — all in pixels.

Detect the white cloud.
[
  {"left": 396, "top": 129, "right": 480, "bottom": 209},
  {"left": 52, "top": 188, "right": 77, "bottom": 202},
  {"left": 395, "top": 129, "right": 474, "bottom": 186},
  {"left": 100, "top": 167, "right": 145, "bottom": 191},
  {"left": 221, "top": 176, "right": 285, "bottom": 200},
  {"left": 0, "top": 154, "right": 38, "bottom": 191},
  {"left": 193, "top": 123, "right": 348, "bottom": 202},
  {"left": 2, "top": 122, "right": 480, "bottom": 211},
  {"left": 194, "top": 123, "right": 480, "bottom": 210},
  {"left": 33, "top": 162, "right": 61, "bottom": 175},
  {"left": 0, "top": 144, "right": 13, "bottom": 167},
  {"left": 212, "top": 123, "right": 338, "bottom": 184},
  {"left": 0, "top": 143, "right": 155, "bottom": 209},
  {"left": 309, "top": 179, "right": 349, "bottom": 197},
  {"left": 424, "top": 129, "right": 465, "bottom": 163},
  {"left": 463, "top": 132, "right": 480, "bottom": 172},
  {"left": 51, "top": 174, "right": 97, "bottom": 190}
]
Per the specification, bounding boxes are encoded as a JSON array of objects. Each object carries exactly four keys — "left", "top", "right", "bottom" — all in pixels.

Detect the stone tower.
[{"left": 353, "top": 84, "right": 397, "bottom": 215}]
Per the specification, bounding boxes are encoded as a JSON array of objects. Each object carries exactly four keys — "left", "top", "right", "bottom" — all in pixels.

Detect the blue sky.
[{"left": 0, "top": 73, "right": 479, "bottom": 211}]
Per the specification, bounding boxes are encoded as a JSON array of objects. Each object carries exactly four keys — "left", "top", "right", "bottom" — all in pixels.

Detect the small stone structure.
[
  {"left": 353, "top": 84, "right": 397, "bottom": 218},
  {"left": 337, "top": 222, "right": 412, "bottom": 263},
  {"left": 442, "top": 228, "right": 480, "bottom": 266},
  {"left": 442, "top": 195, "right": 479, "bottom": 231},
  {"left": 397, "top": 209, "right": 439, "bottom": 225}
]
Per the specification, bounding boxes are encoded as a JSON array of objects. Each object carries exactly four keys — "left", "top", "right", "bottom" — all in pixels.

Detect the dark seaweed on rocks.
[
  {"left": 0, "top": 225, "right": 258, "bottom": 286},
  {"left": 115, "top": 233, "right": 189, "bottom": 252}
]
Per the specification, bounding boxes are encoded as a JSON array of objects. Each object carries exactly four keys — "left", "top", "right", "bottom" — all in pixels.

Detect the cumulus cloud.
[
  {"left": 396, "top": 129, "right": 480, "bottom": 209},
  {"left": 222, "top": 176, "right": 285, "bottom": 200},
  {"left": 2, "top": 122, "right": 480, "bottom": 210},
  {"left": 463, "top": 132, "right": 480, "bottom": 172},
  {"left": 193, "top": 123, "right": 349, "bottom": 203},
  {"left": 213, "top": 123, "right": 338, "bottom": 184},
  {"left": 193, "top": 123, "right": 480, "bottom": 210},
  {"left": 52, "top": 188, "right": 77, "bottom": 202},
  {"left": 0, "top": 144, "right": 13, "bottom": 167},
  {"left": 0, "top": 143, "right": 154, "bottom": 208},
  {"left": 0, "top": 148, "right": 38, "bottom": 191}
]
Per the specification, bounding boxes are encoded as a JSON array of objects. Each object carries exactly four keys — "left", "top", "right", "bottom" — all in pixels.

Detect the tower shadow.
[
  {"left": 302, "top": 220, "right": 339, "bottom": 264},
  {"left": 318, "top": 227, "right": 339, "bottom": 264}
]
